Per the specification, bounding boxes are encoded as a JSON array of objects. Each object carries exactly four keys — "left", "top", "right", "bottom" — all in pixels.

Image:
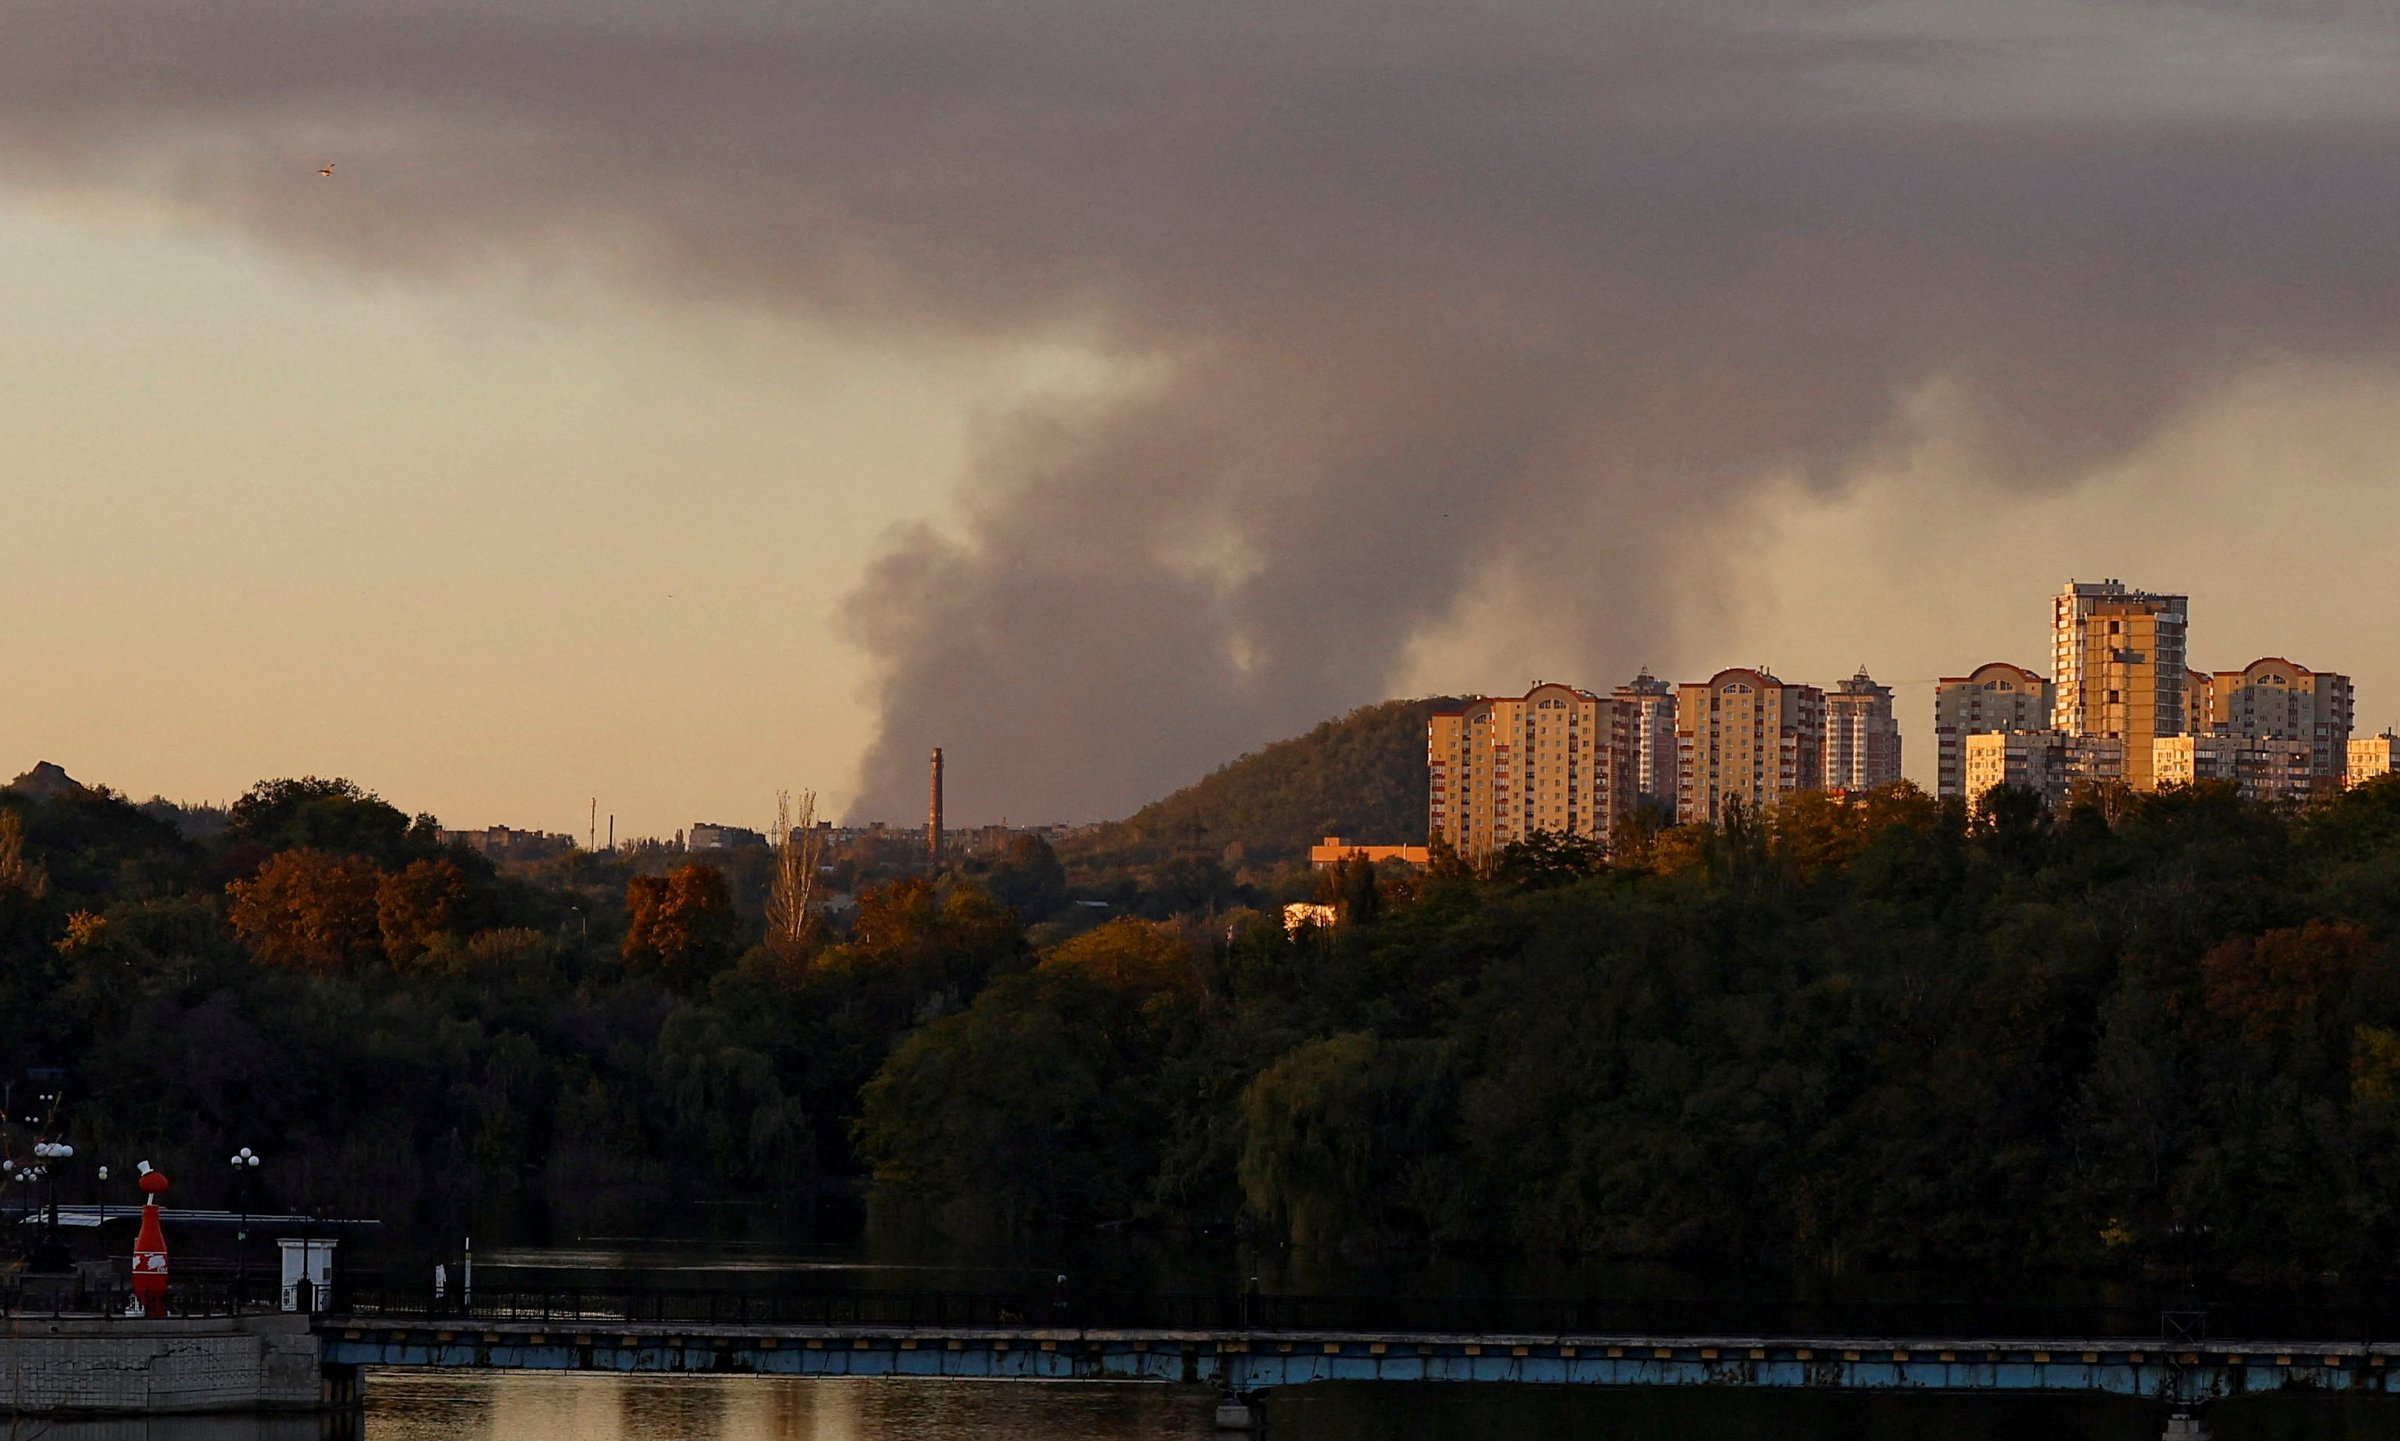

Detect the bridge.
[{"left": 307, "top": 1283, "right": 2400, "bottom": 1435}]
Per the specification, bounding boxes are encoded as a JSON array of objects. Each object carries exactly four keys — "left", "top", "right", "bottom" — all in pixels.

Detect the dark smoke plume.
[{"left": 6, "top": 1, "right": 2398, "bottom": 821}]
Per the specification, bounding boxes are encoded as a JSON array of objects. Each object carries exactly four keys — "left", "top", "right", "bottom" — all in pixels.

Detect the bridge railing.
[
  {"left": 321, "top": 1281, "right": 2400, "bottom": 1345},
  {"left": 0, "top": 1277, "right": 272, "bottom": 1318}
]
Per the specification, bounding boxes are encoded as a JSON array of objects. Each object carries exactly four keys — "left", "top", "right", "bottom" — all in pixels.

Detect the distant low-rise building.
[
  {"left": 2154, "top": 734, "right": 2317, "bottom": 804},
  {"left": 1962, "top": 731, "right": 2068, "bottom": 807},
  {"left": 2151, "top": 734, "right": 2230, "bottom": 791},
  {"left": 1281, "top": 902, "right": 1339, "bottom": 937},
  {"left": 688, "top": 823, "right": 767, "bottom": 851},
  {"left": 2350, "top": 732, "right": 2400, "bottom": 788},
  {"left": 1309, "top": 837, "right": 1432, "bottom": 870},
  {"left": 440, "top": 825, "right": 575, "bottom": 860}
]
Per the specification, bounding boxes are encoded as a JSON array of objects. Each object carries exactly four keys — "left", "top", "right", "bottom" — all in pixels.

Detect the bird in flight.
[{"left": 318, "top": 163, "right": 335, "bottom": 177}]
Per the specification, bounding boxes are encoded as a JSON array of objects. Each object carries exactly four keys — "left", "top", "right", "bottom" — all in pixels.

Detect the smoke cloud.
[{"left": 7, "top": 1, "right": 2399, "bottom": 821}]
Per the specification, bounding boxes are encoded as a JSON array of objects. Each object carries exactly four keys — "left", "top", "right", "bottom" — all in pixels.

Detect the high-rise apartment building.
[
  {"left": 2350, "top": 732, "right": 2400, "bottom": 789},
  {"left": 2051, "top": 579, "right": 2189, "bottom": 792},
  {"left": 1428, "top": 683, "right": 1634, "bottom": 859},
  {"left": 1963, "top": 731, "right": 2068, "bottom": 807},
  {"left": 1823, "top": 668, "right": 1902, "bottom": 792},
  {"left": 1674, "top": 668, "right": 1825, "bottom": 825},
  {"left": 1934, "top": 662, "right": 2054, "bottom": 799},
  {"left": 2203, "top": 657, "right": 2353, "bottom": 788},
  {"left": 1613, "top": 670, "right": 1679, "bottom": 819}
]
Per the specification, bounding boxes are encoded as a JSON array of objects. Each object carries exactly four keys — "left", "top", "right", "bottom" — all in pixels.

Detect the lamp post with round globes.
[
  {"left": 1, "top": 1159, "right": 25, "bottom": 1253},
  {"left": 35, "top": 1142, "right": 73, "bottom": 1242},
  {"left": 230, "top": 1149, "right": 261, "bottom": 1306},
  {"left": 12, "top": 1141, "right": 76, "bottom": 1271}
]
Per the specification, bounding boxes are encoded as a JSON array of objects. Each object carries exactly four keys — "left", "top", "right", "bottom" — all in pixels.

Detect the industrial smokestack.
[{"left": 928, "top": 747, "right": 945, "bottom": 869}]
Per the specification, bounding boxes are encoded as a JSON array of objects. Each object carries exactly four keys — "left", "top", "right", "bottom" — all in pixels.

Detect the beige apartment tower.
[
  {"left": 2203, "top": 657, "right": 2353, "bottom": 788},
  {"left": 2185, "top": 668, "right": 2213, "bottom": 738},
  {"left": 1823, "top": 668, "right": 1902, "bottom": 793},
  {"left": 2052, "top": 579, "right": 2189, "bottom": 792},
  {"left": 1674, "top": 668, "right": 1826, "bottom": 825},
  {"left": 1613, "top": 670, "right": 1679, "bottom": 819},
  {"left": 1429, "top": 683, "right": 1635, "bottom": 859},
  {"left": 1934, "top": 663, "right": 2054, "bottom": 799}
]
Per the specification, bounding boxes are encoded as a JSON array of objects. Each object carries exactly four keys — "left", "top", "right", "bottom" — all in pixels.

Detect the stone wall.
[{"left": 0, "top": 1313, "right": 321, "bottom": 1414}]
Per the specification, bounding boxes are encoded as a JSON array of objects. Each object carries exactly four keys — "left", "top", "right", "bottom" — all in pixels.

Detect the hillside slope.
[{"left": 1062, "top": 698, "right": 1447, "bottom": 870}]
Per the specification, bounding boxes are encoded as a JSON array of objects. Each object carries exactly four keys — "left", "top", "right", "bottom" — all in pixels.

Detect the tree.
[
  {"left": 376, "top": 857, "right": 472, "bottom": 968},
  {"left": 1770, "top": 790, "right": 1869, "bottom": 880},
  {"left": 1039, "top": 918, "right": 1205, "bottom": 1007},
  {"left": 1237, "top": 1032, "right": 1457, "bottom": 1246},
  {"left": 1315, "top": 856, "right": 1383, "bottom": 924},
  {"left": 856, "top": 924, "right": 1203, "bottom": 1228},
  {"left": 622, "top": 864, "right": 738, "bottom": 987},
  {"left": 225, "top": 849, "right": 382, "bottom": 973},
  {"left": 1490, "top": 828, "right": 1606, "bottom": 889},
  {"left": 226, "top": 776, "right": 432, "bottom": 864},
  {"left": 2200, "top": 921, "right": 2377, "bottom": 1044},
  {"left": 986, "top": 834, "right": 1067, "bottom": 921},
  {"left": 766, "top": 790, "right": 826, "bottom": 961},
  {"left": 1971, "top": 783, "right": 2051, "bottom": 869}
]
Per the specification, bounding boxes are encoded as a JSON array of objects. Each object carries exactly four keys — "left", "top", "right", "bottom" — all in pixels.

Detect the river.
[{"left": 22, "top": 1373, "right": 2400, "bottom": 1440}]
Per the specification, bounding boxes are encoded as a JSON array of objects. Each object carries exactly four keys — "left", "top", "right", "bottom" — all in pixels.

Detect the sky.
[{"left": 3, "top": 0, "right": 2399, "bottom": 837}]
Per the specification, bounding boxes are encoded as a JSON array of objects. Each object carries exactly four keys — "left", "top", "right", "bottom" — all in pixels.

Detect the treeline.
[
  {"left": 861, "top": 780, "right": 2400, "bottom": 1279},
  {"left": 14, "top": 769, "right": 2400, "bottom": 1280},
  {"left": 0, "top": 777, "right": 1026, "bottom": 1233}
]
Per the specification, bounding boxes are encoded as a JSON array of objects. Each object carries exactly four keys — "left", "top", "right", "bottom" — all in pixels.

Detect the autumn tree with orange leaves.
[
  {"left": 622, "top": 863, "right": 738, "bottom": 987},
  {"left": 226, "top": 849, "right": 382, "bottom": 973}
]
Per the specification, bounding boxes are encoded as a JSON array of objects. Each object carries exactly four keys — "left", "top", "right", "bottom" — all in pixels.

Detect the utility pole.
[{"left": 588, "top": 798, "right": 597, "bottom": 853}]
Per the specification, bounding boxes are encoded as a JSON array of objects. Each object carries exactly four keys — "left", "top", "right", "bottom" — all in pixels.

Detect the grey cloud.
[{"left": 6, "top": 1, "right": 2399, "bottom": 821}]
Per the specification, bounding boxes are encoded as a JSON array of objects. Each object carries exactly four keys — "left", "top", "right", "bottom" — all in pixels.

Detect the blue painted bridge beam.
[{"left": 317, "top": 1320, "right": 2400, "bottom": 1403}]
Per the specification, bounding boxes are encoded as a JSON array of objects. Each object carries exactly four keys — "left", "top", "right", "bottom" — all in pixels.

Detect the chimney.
[{"left": 929, "top": 747, "right": 945, "bottom": 868}]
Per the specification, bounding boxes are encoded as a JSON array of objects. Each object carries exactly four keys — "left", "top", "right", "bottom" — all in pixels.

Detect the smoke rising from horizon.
[{"left": 7, "top": 1, "right": 2400, "bottom": 822}]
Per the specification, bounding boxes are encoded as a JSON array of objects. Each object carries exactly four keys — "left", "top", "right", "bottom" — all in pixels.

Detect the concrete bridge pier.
[
  {"left": 323, "top": 1358, "right": 367, "bottom": 1437},
  {"left": 1213, "top": 1391, "right": 1265, "bottom": 1435}
]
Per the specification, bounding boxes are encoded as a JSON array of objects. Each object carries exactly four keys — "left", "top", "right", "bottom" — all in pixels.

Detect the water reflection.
[
  {"left": 344, "top": 1372, "right": 2400, "bottom": 1441},
  {"left": 366, "top": 1372, "right": 1215, "bottom": 1441},
  {"left": 1275, "top": 1386, "right": 2400, "bottom": 1441}
]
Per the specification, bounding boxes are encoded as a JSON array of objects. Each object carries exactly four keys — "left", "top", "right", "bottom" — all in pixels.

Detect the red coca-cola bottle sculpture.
[{"left": 131, "top": 1163, "right": 170, "bottom": 1317}]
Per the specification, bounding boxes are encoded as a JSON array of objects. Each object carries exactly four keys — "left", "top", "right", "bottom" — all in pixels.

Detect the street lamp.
[
  {"left": 230, "top": 1149, "right": 261, "bottom": 1306},
  {"left": 33, "top": 1142, "right": 72, "bottom": 1261}
]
